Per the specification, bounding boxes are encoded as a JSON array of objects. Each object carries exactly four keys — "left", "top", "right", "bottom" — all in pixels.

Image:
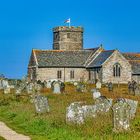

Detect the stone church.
[{"left": 28, "top": 26, "right": 140, "bottom": 83}]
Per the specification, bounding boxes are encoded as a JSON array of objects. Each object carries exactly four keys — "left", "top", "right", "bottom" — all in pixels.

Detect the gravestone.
[
  {"left": 34, "top": 83, "right": 42, "bottom": 93},
  {"left": 108, "top": 82, "right": 113, "bottom": 92},
  {"left": 95, "top": 96, "right": 112, "bottom": 113},
  {"left": 128, "top": 81, "right": 133, "bottom": 94},
  {"left": 0, "top": 80, "right": 3, "bottom": 89},
  {"left": 96, "top": 81, "right": 102, "bottom": 90},
  {"left": 125, "top": 98, "right": 138, "bottom": 119},
  {"left": 15, "top": 88, "right": 22, "bottom": 96},
  {"left": 2, "top": 79, "right": 9, "bottom": 88},
  {"left": 74, "top": 82, "right": 78, "bottom": 86},
  {"left": 112, "top": 99, "right": 131, "bottom": 132},
  {"left": 3, "top": 87, "right": 10, "bottom": 94},
  {"left": 60, "top": 82, "right": 65, "bottom": 93},
  {"left": 46, "top": 80, "right": 51, "bottom": 88},
  {"left": 53, "top": 81, "right": 61, "bottom": 94},
  {"left": 34, "top": 95, "right": 49, "bottom": 114},
  {"left": 26, "top": 82, "right": 34, "bottom": 94},
  {"left": 134, "top": 86, "right": 140, "bottom": 96},
  {"left": 66, "top": 102, "right": 84, "bottom": 124},
  {"left": 76, "top": 83, "right": 86, "bottom": 92},
  {"left": 92, "top": 89, "right": 101, "bottom": 99},
  {"left": 82, "top": 105, "right": 96, "bottom": 118}
]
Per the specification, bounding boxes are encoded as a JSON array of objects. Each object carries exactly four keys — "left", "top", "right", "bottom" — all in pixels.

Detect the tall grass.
[{"left": 0, "top": 84, "right": 140, "bottom": 139}]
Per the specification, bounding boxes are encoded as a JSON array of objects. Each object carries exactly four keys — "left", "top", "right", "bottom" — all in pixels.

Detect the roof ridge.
[
  {"left": 102, "top": 49, "right": 115, "bottom": 52},
  {"left": 123, "top": 52, "right": 140, "bottom": 55},
  {"left": 33, "top": 49, "right": 92, "bottom": 52}
]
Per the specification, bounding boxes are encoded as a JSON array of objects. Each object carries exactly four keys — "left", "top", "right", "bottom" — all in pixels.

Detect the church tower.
[{"left": 53, "top": 26, "right": 83, "bottom": 50}]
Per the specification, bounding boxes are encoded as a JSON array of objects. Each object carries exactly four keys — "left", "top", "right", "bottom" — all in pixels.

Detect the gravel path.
[{"left": 0, "top": 122, "right": 31, "bottom": 140}]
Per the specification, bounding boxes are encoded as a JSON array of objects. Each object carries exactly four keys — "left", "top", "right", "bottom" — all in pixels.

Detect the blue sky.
[{"left": 0, "top": 0, "right": 140, "bottom": 79}]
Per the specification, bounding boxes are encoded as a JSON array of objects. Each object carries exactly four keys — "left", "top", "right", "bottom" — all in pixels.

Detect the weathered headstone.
[
  {"left": 26, "top": 82, "right": 34, "bottom": 94},
  {"left": 66, "top": 102, "right": 84, "bottom": 124},
  {"left": 34, "top": 95, "right": 49, "bottom": 114},
  {"left": 34, "top": 83, "right": 42, "bottom": 93},
  {"left": 3, "top": 87, "right": 10, "bottom": 94},
  {"left": 128, "top": 81, "right": 133, "bottom": 94},
  {"left": 0, "top": 80, "right": 3, "bottom": 89},
  {"left": 76, "top": 82, "right": 86, "bottom": 92},
  {"left": 46, "top": 80, "right": 51, "bottom": 88},
  {"left": 74, "top": 82, "right": 78, "bottom": 86},
  {"left": 53, "top": 81, "right": 61, "bottom": 94},
  {"left": 96, "top": 81, "right": 102, "bottom": 90},
  {"left": 112, "top": 99, "right": 131, "bottom": 132},
  {"left": 108, "top": 82, "right": 113, "bottom": 92},
  {"left": 95, "top": 96, "right": 112, "bottom": 113},
  {"left": 92, "top": 89, "right": 101, "bottom": 99},
  {"left": 82, "top": 105, "right": 96, "bottom": 118},
  {"left": 134, "top": 86, "right": 140, "bottom": 96},
  {"left": 15, "top": 88, "right": 22, "bottom": 95},
  {"left": 60, "top": 82, "right": 65, "bottom": 93},
  {"left": 125, "top": 98, "right": 138, "bottom": 119}
]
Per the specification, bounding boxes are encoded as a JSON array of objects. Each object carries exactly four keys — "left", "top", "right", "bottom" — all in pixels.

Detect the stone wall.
[
  {"left": 102, "top": 50, "right": 132, "bottom": 84},
  {"left": 36, "top": 67, "right": 89, "bottom": 82}
]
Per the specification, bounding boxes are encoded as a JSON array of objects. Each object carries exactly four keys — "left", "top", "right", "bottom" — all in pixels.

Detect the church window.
[
  {"left": 57, "top": 70, "right": 62, "bottom": 79},
  {"left": 113, "top": 63, "right": 121, "bottom": 77},
  {"left": 54, "top": 33, "right": 58, "bottom": 40},
  {"left": 70, "top": 70, "right": 74, "bottom": 79}
]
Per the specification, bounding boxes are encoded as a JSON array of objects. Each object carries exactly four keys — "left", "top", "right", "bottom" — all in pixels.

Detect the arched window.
[{"left": 113, "top": 63, "right": 121, "bottom": 77}]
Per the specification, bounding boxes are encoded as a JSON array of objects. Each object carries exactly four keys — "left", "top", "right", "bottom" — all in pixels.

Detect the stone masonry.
[{"left": 53, "top": 26, "right": 83, "bottom": 50}]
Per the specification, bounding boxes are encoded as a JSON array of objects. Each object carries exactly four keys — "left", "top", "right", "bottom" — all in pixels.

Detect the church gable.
[
  {"left": 28, "top": 50, "right": 38, "bottom": 67},
  {"left": 87, "top": 50, "right": 115, "bottom": 68},
  {"left": 102, "top": 50, "right": 132, "bottom": 83},
  {"left": 123, "top": 53, "right": 140, "bottom": 74}
]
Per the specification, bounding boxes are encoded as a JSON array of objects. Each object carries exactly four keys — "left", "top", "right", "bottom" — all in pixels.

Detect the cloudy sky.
[{"left": 0, "top": 0, "right": 140, "bottom": 78}]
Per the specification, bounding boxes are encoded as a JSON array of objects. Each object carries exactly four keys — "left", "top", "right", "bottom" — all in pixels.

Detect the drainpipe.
[{"left": 64, "top": 67, "right": 65, "bottom": 82}]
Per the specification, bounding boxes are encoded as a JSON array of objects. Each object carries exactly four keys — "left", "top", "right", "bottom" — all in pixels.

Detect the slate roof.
[
  {"left": 123, "top": 53, "right": 140, "bottom": 74},
  {"left": 33, "top": 49, "right": 98, "bottom": 68},
  {"left": 87, "top": 50, "right": 115, "bottom": 68}
]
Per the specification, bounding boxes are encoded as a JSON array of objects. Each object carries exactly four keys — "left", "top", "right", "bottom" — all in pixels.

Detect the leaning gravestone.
[
  {"left": 53, "top": 81, "right": 61, "bottom": 94},
  {"left": 125, "top": 98, "right": 138, "bottom": 119},
  {"left": 112, "top": 99, "right": 131, "bottom": 132},
  {"left": 95, "top": 96, "right": 112, "bottom": 113},
  {"left": 34, "top": 95, "right": 49, "bottom": 114},
  {"left": 66, "top": 102, "right": 84, "bottom": 124}
]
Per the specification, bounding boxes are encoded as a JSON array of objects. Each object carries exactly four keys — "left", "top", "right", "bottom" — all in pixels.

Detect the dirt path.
[{"left": 0, "top": 121, "right": 31, "bottom": 140}]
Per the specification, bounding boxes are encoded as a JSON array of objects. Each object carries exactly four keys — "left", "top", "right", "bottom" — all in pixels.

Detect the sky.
[{"left": 0, "top": 0, "right": 140, "bottom": 79}]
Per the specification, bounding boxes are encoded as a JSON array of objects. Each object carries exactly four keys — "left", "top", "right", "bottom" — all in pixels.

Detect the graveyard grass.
[{"left": 0, "top": 84, "right": 140, "bottom": 140}]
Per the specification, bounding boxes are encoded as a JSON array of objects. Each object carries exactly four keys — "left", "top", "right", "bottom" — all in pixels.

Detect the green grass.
[{"left": 0, "top": 84, "right": 140, "bottom": 140}]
